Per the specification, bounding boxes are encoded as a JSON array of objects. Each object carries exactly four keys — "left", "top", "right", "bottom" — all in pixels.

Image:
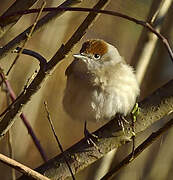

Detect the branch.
[
  {"left": 6, "top": 1, "right": 46, "bottom": 76},
  {"left": 0, "top": 0, "right": 82, "bottom": 59},
  {"left": 1, "top": 7, "right": 173, "bottom": 61},
  {"left": 101, "top": 117, "right": 173, "bottom": 180},
  {"left": 0, "top": 48, "right": 47, "bottom": 118},
  {"left": 18, "top": 79, "right": 173, "bottom": 179},
  {"left": 134, "top": 0, "right": 172, "bottom": 84},
  {"left": 0, "top": 71, "right": 48, "bottom": 162},
  {"left": 13, "top": 47, "right": 47, "bottom": 68},
  {"left": 0, "top": 0, "right": 38, "bottom": 39},
  {"left": 0, "top": 0, "right": 110, "bottom": 139},
  {"left": 44, "top": 102, "right": 75, "bottom": 180},
  {"left": 130, "top": 0, "right": 164, "bottom": 67},
  {"left": 0, "top": 153, "right": 50, "bottom": 180}
]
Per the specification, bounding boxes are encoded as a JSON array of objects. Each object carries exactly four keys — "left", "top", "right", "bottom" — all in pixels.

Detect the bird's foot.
[
  {"left": 129, "top": 103, "right": 140, "bottom": 160},
  {"left": 117, "top": 114, "right": 136, "bottom": 160},
  {"left": 84, "top": 121, "right": 100, "bottom": 151},
  {"left": 84, "top": 128, "right": 98, "bottom": 145},
  {"left": 117, "top": 114, "right": 129, "bottom": 132}
]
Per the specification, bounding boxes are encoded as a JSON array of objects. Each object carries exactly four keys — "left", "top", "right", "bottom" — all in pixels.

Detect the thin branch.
[
  {"left": 0, "top": 0, "right": 38, "bottom": 39},
  {"left": 0, "top": 0, "right": 82, "bottom": 59},
  {"left": 0, "top": 0, "right": 109, "bottom": 140},
  {"left": 0, "top": 71, "right": 48, "bottom": 162},
  {"left": 44, "top": 102, "right": 76, "bottom": 180},
  {"left": 130, "top": 0, "right": 164, "bottom": 67},
  {"left": 0, "top": 153, "right": 50, "bottom": 180},
  {"left": 1, "top": 7, "right": 173, "bottom": 61},
  {"left": 101, "top": 118, "right": 173, "bottom": 180},
  {"left": 18, "top": 79, "right": 173, "bottom": 179},
  {"left": 7, "top": 131, "right": 16, "bottom": 180},
  {"left": 12, "top": 47, "right": 47, "bottom": 69},
  {"left": 6, "top": 91, "right": 16, "bottom": 180},
  {"left": 134, "top": 0, "right": 173, "bottom": 84},
  {"left": 6, "top": 0, "right": 46, "bottom": 76}
]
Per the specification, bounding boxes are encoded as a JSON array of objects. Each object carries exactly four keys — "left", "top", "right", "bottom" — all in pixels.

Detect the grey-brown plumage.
[{"left": 63, "top": 39, "right": 140, "bottom": 123}]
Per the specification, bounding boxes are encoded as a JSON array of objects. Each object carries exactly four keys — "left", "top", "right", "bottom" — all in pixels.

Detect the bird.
[{"left": 63, "top": 39, "right": 140, "bottom": 135}]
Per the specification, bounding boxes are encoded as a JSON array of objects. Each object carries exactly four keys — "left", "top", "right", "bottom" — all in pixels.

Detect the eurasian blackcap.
[{"left": 63, "top": 39, "right": 140, "bottom": 129}]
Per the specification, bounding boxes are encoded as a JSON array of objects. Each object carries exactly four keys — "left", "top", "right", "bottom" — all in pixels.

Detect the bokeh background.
[{"left": 0, "top": 0, "right": 173, "bottom": 179}]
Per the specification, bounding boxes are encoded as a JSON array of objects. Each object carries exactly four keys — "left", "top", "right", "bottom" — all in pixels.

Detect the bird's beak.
[{"left": 73, "top": 54, "right": 87, "bottom": 61}]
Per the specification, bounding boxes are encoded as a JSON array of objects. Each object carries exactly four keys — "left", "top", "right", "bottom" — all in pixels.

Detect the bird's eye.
[{"left": 94, "top": 54, "right": 101, "bottom": 59}]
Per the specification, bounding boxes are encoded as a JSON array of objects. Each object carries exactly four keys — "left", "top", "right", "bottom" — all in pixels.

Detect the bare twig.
[
  {"left": 0, "top": 153, "right": 50, "bottom": 180},
  {"left": 0, "top": 72, "right": 48, "bottom": 162},
  {"left": 6, "top": 92, "right": 16, "bottom": 180},
  {"left": 0, "top": 0, "right": 82, "bottom": 59},
  {"left": 134, "top": 0, "right": 172, "bottom": 84},
  {"left": 1, "top": 7, "right": 173, "bottom": 61},
  {"left": 44, "top": 102, "right": 76, "bottom": 180},
  {"left": 0, "top": 0, "right": 172, "bottom": 141},
  {"left": 1, "top": 83, "right": 16, "bottom": 180},
  {"left": 101, "top": 118, "right": 173, "bottom": 180},
  {"left": 12, "top": 47, "right": 47, "bottom": 69},
  {"left": 7, "top": 131, "right": 16, "bottom": 180},
  {"left": 130, "top": 0, "right": 164, "bottom": 67},
  {"left": 6, "top": 1, "right": 46, "bottom": 76},
  {"left": 0, "top": 0, "right": 109, "bottom": 140},
  {"left": 0, "top": 0, "right": 38, "bottom": 39}
]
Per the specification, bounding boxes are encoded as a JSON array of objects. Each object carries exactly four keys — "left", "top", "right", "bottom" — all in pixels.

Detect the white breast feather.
[{"left": 63, "top": 62, "right": 139, "bottom": 122}]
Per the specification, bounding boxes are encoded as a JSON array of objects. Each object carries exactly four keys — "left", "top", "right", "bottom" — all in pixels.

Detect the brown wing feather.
[{"left": 65, "top": 60, "right": 77, "bottom": 76}]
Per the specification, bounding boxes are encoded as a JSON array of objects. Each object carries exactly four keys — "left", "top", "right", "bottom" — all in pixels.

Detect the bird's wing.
[{"left": 65, "top": 59, "right": 77, "bottom": 76}]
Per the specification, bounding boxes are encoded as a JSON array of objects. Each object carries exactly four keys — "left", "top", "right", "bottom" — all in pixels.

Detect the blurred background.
[{"left": 0, "top": 0, "right": 173, "bottom": 179}]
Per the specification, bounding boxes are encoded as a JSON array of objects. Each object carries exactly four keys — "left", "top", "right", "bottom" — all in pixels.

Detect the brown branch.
[
  {"left": 0, "top": 2, "right": 172, "bottom": 179},
  {"left": 7, "top": 131, "right": 16, "bottom": 180},
  {"left": 0, "top": 0, "right": 38, "bottom": 39},
  {"left": 12, "top": 47, "right": 47, "bottom": 68},
  {"left": 5, "top": 90, "right": 16, "bottom": 180},
  {"left": 44, "top": 102, "right": 76, "bottom": 180},
  {"left": 6, "top": 0, "right": 46, "bottom": 76},
  {"left": 18, "top": 79, "right": 173, "bottom": 180},
  {"left": 130, "top": 0, "right": 164, "bottom": 67},
  {"left": 0, "top": 71, "right": 48, "bottom": 162},
  {"left": 0, "top": 0, "right": 82, "bottom": 59},
  {"left": 1, "top": 7, "right": 173, "bottom": 61},
  {"left": 0, "top": 0, "right": 110, "bottom": 139},
  {"left": 101, "top": 117, "right": 173, "bottom": 180},
  {"left": 0, "top": 47, "right": 47, "bottom": 118},
  {"left": 0, "top": 153, "right": 50, "bottom": 180}
]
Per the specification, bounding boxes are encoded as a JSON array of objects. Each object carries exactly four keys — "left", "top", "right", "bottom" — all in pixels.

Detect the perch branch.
[
  {"left": 18, "top": 79, "right": 173, "bottom": 179},
  {"left": 101, "top": 117, "right": 173, "bottom": 180}
]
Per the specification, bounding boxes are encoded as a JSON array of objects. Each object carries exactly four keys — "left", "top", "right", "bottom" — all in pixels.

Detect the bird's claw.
[{"left": 84, "top": 121, "right": 100, "bottom": 152}]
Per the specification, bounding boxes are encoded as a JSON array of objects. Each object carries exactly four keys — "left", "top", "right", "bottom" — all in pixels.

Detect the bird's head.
[{"left": 73, "top": 39, "right": 122, "bottom": 71}]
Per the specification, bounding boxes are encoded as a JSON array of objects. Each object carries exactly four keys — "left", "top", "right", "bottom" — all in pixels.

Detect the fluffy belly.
[{"left": 63, "top": 82, "right": 135, "bottom": 123}]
